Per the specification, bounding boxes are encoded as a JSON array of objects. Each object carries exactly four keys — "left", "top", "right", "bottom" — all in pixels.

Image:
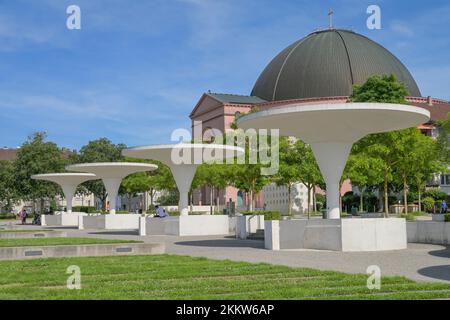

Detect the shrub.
[
  {"left": 422, "top": 197, "right": 435, "bottom": 212},
  {"left": 445, "top": 214, "right": 450, "bottom": 222},
  {"left": 158, "top": 190, "right": 179, "bottom": 206},
  {"left": 400, "top": 213, "right": 416, "bottom": 221},
  {"left": 241, "top": 211, "right": 281, "bottom": 221},
  {"left": 0, "top": 213, "right": 16, "bottom": 220},
  {"left": 423, "top": 188, "right": 448, "bottom": 201},
  {"left": 168, "top": 211, "right": 180, "bottom": 217},
  {"left": 72, "top": 206, "right": 97, "bottom": 213}
]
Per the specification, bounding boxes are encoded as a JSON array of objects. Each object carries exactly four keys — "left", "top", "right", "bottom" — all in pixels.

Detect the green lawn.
[
  {"left": 0, "top": 254, "right": 449, "bottom": 300},
  {"left": 0, "top": 237, "right": 141, "bottom": 247}
]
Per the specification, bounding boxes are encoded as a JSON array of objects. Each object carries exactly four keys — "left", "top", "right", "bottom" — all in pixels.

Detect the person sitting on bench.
[{"left": 155, "top": 205, "right": 168, "bottom": 218}]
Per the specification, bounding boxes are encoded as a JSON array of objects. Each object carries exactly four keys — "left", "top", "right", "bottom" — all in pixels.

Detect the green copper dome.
[{"left": 251, "top": 29, "right": 421, "bottom": 101}]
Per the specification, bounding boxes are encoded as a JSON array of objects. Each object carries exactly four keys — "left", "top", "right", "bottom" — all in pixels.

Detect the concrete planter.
[
  {"left": 81, "top": 214, "right": 140, "bottom": 230},
  {"left": 407, "top": 221, "right": 450, "bottom": 245},
  {"left": 265, "top": 218, "right": 407, "bottom": 252},
  {"left": 142, "top": 215, "right": 230, "bottom": 236},
  {"left": 0, "top": 243, "right": 165, "bottom": 261},
  {"left": 432, "top": 214, "right": 446, "bottom": 222},
  {"left": 42, "top": 212, "right": 87, "bottom": 227},
  {"left": 0, "top": 231, "right": 67, "bottom": 239},
  {"left": 236, "top": 215, "right": 265, "bottom": 239}
]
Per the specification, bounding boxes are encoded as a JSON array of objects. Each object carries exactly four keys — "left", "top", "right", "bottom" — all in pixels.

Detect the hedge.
[
  {"left": 241, "top": 211, "right": 281, "bottom": 221},
  {"left": 72, "top": 206, "right": 97, "bottom": 213}
]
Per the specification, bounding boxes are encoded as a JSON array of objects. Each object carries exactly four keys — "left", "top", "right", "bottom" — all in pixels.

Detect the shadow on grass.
[
  {"left": 428, "top": 246, "right": 450, "bottom": 258},
  {"left": 417, "top": 265, "right": 450, "bottom": 282},
  {"left": 174, "top": 239, "right": 265, "bottom": 249}
]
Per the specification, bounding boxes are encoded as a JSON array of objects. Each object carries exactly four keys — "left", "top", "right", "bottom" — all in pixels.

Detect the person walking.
[
  {"left": 441, "top": 200, "right": 448, "bottom": 214},
  {"left": 20, "top": 208, "right": 27, "bottom": 225}
]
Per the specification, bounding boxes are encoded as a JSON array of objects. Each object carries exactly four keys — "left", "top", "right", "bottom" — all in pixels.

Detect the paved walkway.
[{"left": 3, "top": 222, "right": 450, "bottom": 283}]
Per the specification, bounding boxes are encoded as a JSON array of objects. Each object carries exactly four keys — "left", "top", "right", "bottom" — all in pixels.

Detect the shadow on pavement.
[
  {"left": 88, "top": 230, "right": 139, "bottom": 236},
  {"left": 44, "top": 226, "right": 78, "bottom": 230},
  {"left": 174, "top": 239, "right": 265, "bottom": 249},
  {"left": 428, "top": 246, "right": 450, "bottom": 258},
  {"left": 417, "top": 265, "right": 450, "bottom": 282}
]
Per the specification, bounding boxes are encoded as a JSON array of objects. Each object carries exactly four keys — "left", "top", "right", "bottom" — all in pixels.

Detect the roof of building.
[
  {"left": 206, "top": 93, "right": 266, "bottom": 104},
  {"left": 0, "top": 148, "right": 17, "bottom": 161},
  {"left": 0, "top": 148, "right": 73, "bottom": 161},
  {"left": 251, "top": 29, "right": 421, "bottom": 101}
]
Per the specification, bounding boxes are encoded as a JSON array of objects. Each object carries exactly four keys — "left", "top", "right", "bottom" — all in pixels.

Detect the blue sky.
[{"left": 0, "top": 0, "right": 449, "bottom": 150}]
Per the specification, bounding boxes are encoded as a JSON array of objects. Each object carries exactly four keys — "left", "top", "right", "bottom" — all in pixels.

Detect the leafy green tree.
[
  {"left": 350, "top": 74, "right": 411, "bottom": 217},
  {"left": 193, "top": 163, "right": 230, "bottom": 214},
  {"left": 351, "top": 74, "right": 409, "bottom": 104},
  {"left": 295, "top": 140, "right": 324, "bottom": 217},
  {"left": 393, "top": 128, "right": 444, "bottom": 213},
  {"left": 121, "top": 172, "right": 152, "bottom": 211},
  {"left": 75, "top": 138, "right": 125, "bottom": 210},
  {"left": 342, "top": 153, "right": 384, "bottom": 212},
  {"left": 14, "top": 132, "right": 67, "bottom": 213},
  {"left": 0, "top": 160, "right": 19, "bottom": 212},
  {"left": 274, "top": 137, "right": 302, "bottom": 216}
]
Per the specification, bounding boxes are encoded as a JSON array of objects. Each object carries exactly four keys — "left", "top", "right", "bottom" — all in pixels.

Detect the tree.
[
  {"left": 121, "top": 158, "right": 177, "bottom": 211},
  {"left": 350, "top": 74, "right": 411, "bottom": 217},
  {"left": 193, "top": 163, "right": 229, "bottom": 214},
  {"left": 351, "top": 74, "right": 410, "bottom": 104},
  {"left": 121, "top": 172, "right": 152, "bottom": 211},
  {"left": 146, "top": 160, "right": 176, "bottom": 206},
  {"left": 393, "top": 128, "right": 443, "bottom": 213},
  {"left": 342, "top": 153, "right": 384, "bottom": 212},
  {"left": 0, "top": 160, "right": 19, "bottom": 212},
  {"left": 295, "top": 140, "right": 324, "bottom": 218},
  {"left": 14, "top": 132, "right": 67, "bottom": 213},
  {"left": 75, "top": 138, "right": 125, "bottom": 210},
  {"left": 274, "top": 137, "right": 302, "bottom": 216}
]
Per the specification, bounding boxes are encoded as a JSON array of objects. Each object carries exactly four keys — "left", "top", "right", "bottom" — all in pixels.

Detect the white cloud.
[{"left": 389, "top": 21, "right": 414, "bottom": 38}]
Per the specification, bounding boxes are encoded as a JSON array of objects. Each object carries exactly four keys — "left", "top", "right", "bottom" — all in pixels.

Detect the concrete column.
[
  {"left": 139, "top": 216, "right": 146, "bottom": 236},
  {"left": 264, "top": 220, "right": 280, "bottom": 250},
  {"left": 310, "top": 142, "right": 353, "bottom": 219},
  {"left": 103, "top": 178, "right": 122, "bottom": 215},
  {"left": 170, "top": 164, "right": 198, "bottom": 216},
  {"left": 61, "top": 185, "right": 77, "bottom": 214},
  {"left": 78, "top": 215, "right": 84, "bottom": 230},
  {"left": 41, "top": 214, "right": 47, "bottom": 226}
]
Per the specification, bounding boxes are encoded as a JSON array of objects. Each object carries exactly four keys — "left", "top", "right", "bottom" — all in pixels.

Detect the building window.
[{"left": 442, "top": 174, "right": 450, "bottom": 186}]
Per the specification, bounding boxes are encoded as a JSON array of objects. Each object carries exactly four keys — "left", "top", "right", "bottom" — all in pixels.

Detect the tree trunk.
[
  {"left": 248, "top": 190, "right": 253, "bottom": 211},
  {"left": 288, "top": 183, "right": 292, "bottom": 216},
  {"left": 313, "top": 188, "right": 317, "bottom": 213},
  {"left": 418, "top": 184, "right": 422, "bottom": 212},
  {"left": 150, "top": 188, "right": 154, "bottom": 206},
  {"left": 40, "top": 198, "right": 45, "bottom": 215},
  {"left": 209, "top": 186, "right": 213, "bottom": 215},
  {"left": 307, "top": 184, "right": 311, "bottom": 219},
  {"left": 384, "top": 168, "right": 389, "bottom": 218},
  {"left": 403, "top": 174, "right": 408, "bottom": 215},
  {"left": 360, "top": 187, "right": 364, "bottom": 212}
]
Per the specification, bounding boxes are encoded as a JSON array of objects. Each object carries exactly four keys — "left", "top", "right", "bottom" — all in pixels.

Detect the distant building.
[{"left": 189, "top": 29, "right": 450, "bottom": 211}]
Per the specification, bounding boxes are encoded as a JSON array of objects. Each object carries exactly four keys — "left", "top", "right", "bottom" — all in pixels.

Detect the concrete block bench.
[
  {"left": 0, "top": 231, "right": 67, "bottom": 239},
  {"left": 80, "top": 214, "right": 140, "bottom": 230},
  {"left": 265, "top": 218, "right": 407, "bottom": 252},
  {"left": 407, "top": 221, "right": 450, "bottom": 245},
  {"left": 0, "top": 242, "right": 165, "bottom": 260},
  {"left": 140, "top": 215, "right": 230, "bottom": 236},
  {"left": 42, "top": 212, "right": 87, "bottom": 227}
]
